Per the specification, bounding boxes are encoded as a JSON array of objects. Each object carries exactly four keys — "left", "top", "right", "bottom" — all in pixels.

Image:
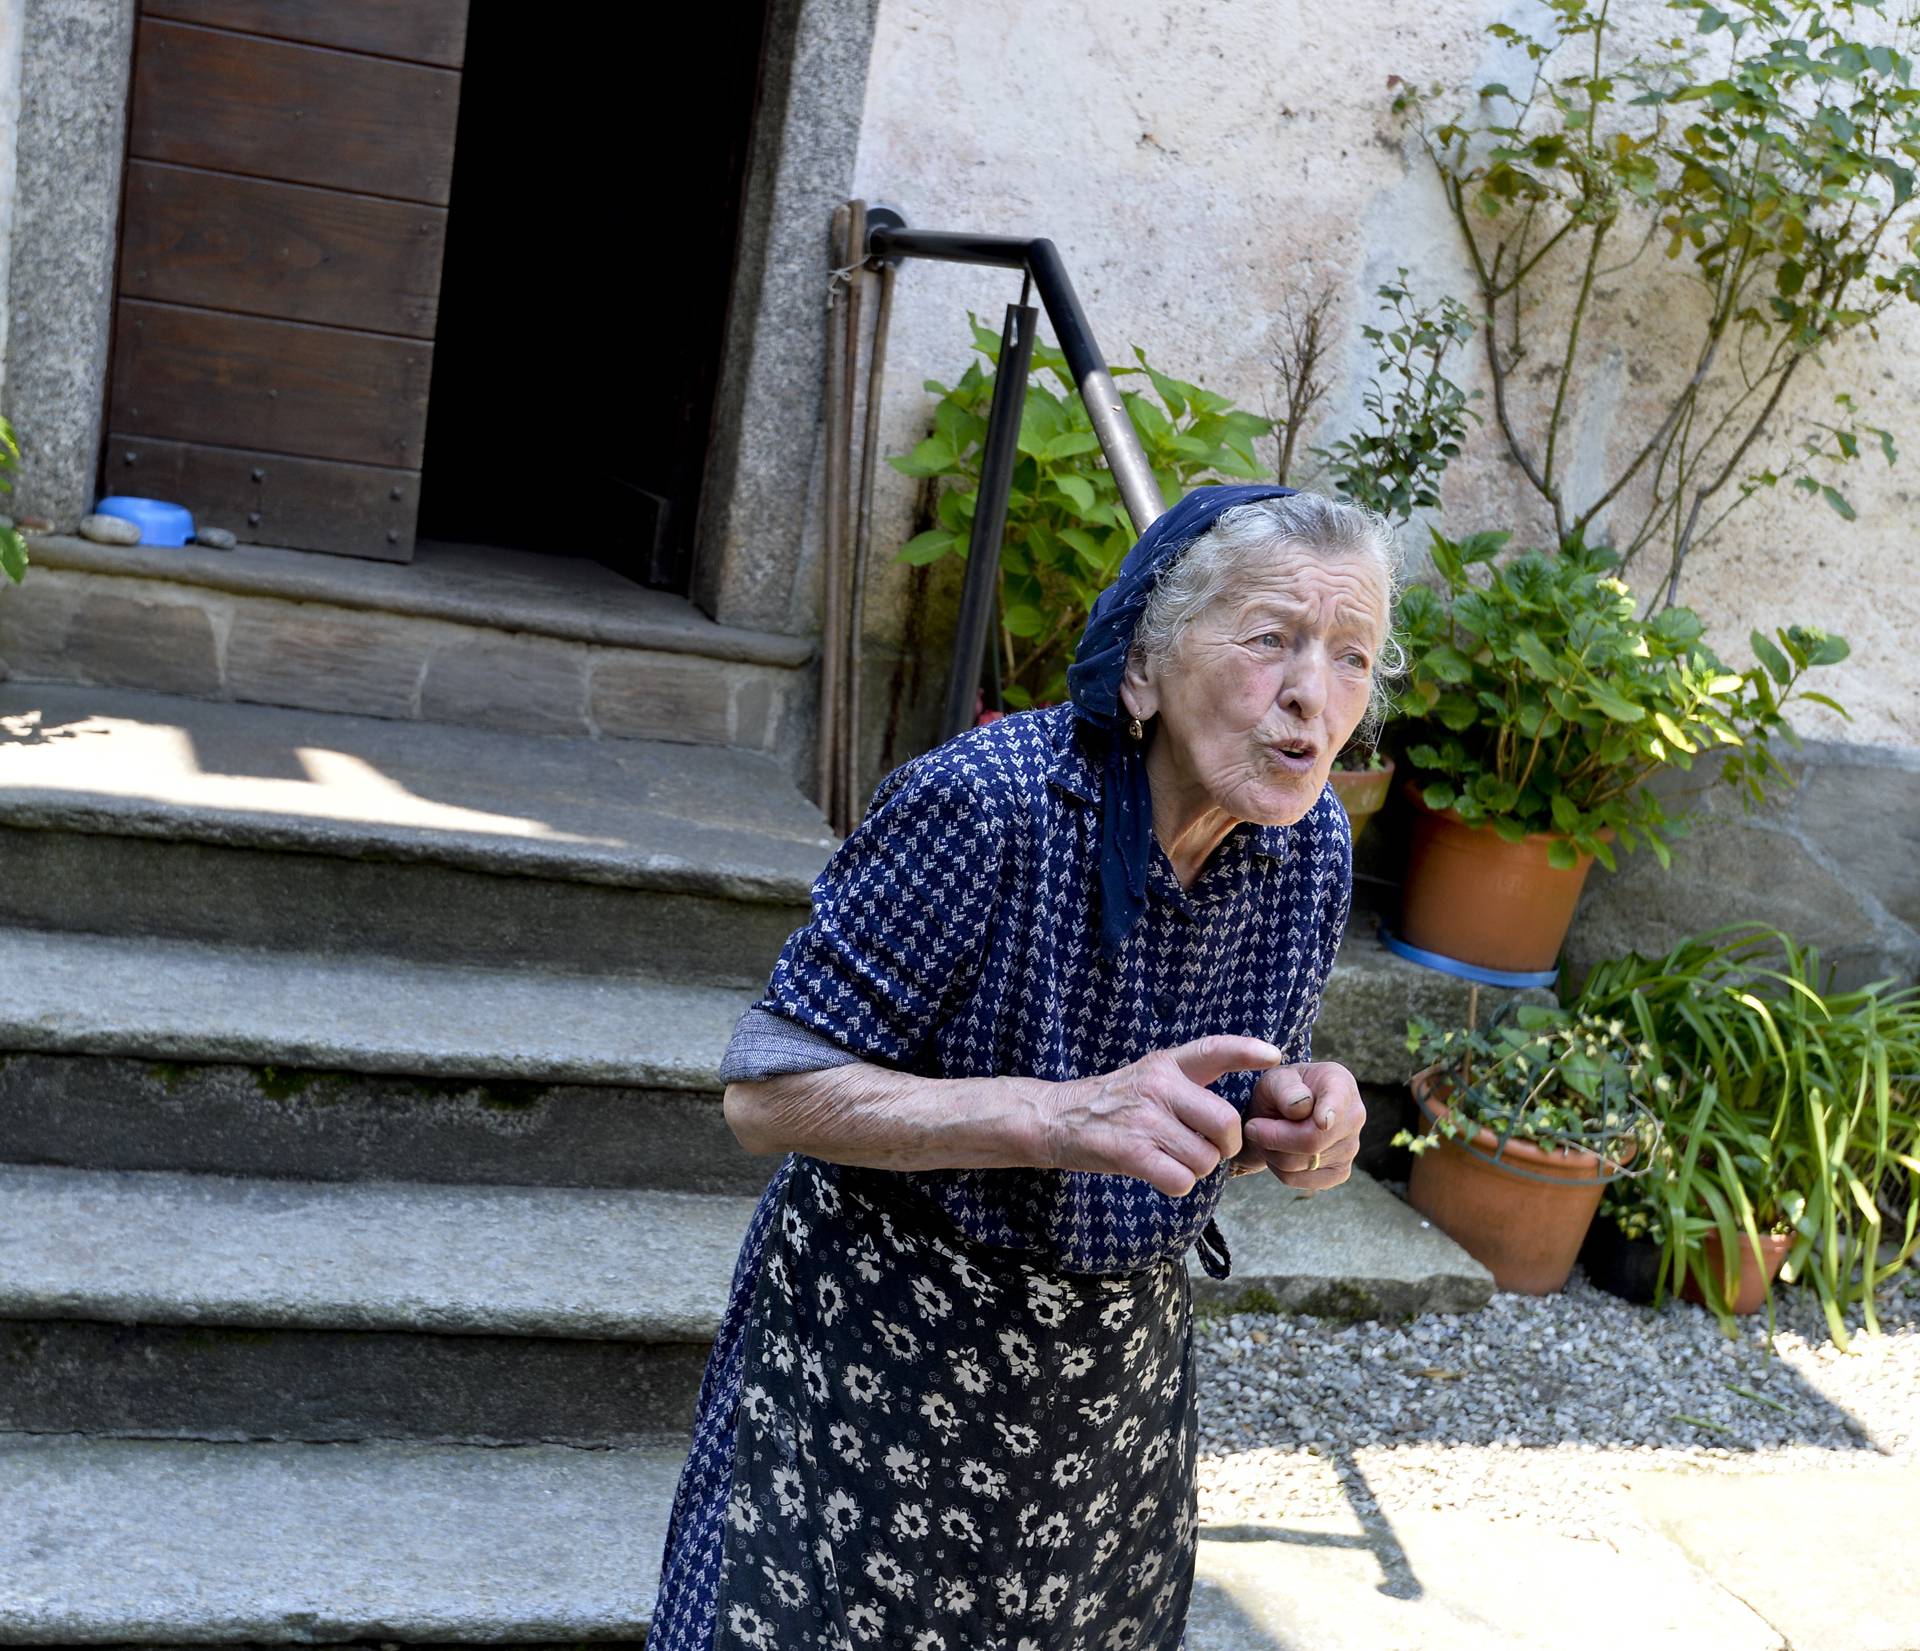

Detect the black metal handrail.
[{"left": 863, "top": 212, "right": 1163, "bottom": 739}]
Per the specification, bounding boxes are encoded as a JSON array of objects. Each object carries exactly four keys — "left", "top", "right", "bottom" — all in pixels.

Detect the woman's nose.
[{"left": 1277, "top": 647, "right": 1330, "bottom": 721}]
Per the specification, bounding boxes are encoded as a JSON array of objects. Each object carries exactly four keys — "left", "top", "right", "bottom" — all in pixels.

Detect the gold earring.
[{"left": 1127, "top": 716, "right": 1144, "bottom": 742}]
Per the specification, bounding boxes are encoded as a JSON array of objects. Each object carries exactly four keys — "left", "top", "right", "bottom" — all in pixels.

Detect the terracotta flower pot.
[
  {"left": 1398, "top": 785, "right": 1606, "bottom": 973},
  {"left": 1579, "top": 1219, "right": 1664, "bottom": 1305},
  {"left": 1406, "top": 1068, "right": 1637, "bottom": 1295},
  {"left": 1328, "top": 757, "right": 1395, "bottom": 842},
  {"left": 1681, "top": 1229, "right": 1795, "bottom": 1315}
]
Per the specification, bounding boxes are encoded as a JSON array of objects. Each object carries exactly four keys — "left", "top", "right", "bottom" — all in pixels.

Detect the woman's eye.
[{"left": 1255, "top": 632, "right": 1285, "bottom": 649}]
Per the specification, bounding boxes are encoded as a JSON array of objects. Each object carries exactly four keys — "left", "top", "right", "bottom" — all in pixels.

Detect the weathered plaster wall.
[
  {"left": 843, "top": 0, "right": 1919, "bottom": 968},
  {"left": 848, "top": 0, "right": 1915, "bottom": 744},
  {"left": 2, "top": 0, "right": 133, "bottom": 527}
]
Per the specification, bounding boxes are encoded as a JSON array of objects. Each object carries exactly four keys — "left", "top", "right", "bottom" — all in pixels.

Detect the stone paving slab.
[
  {"left": 0, "top": 925, "right": 754, "bottom": 1084},
  {"left": 0, "top": 1434, "right": 679, "bottom": 1645},
  {"left": 1190, "top": 1511, "right": 1783, "bottom": 1651},
  {"left": 1625, "top": 1466, "right": 1920, "bottom": 1651},
  {"left": 0, "top": 1163, "right": 758, "bottom": 1341},
  {"left": 0, "top": 682, "right": 836, "bottom": 899},
  {"left": 1190, "top": 1170, "right": 1492, "bottom": 1317}
]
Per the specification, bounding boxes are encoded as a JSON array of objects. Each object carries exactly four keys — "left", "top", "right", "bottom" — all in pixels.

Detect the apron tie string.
[{"left": 1195, "top": 1216, "right": 1232, "bottom": 1280}]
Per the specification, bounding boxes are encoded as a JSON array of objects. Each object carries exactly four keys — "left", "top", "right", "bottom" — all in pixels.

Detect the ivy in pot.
[{"left": 1396, "top": 1004, "right": 1663, "bottom": 1294}]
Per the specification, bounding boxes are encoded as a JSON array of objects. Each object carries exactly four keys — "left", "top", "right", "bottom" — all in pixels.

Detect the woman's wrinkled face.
[{"left": 1124, "top": 550, "right": 1388, "bottom": 828}]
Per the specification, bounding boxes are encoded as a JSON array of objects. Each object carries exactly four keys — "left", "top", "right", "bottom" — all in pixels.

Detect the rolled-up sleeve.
[{"left": 751, "top": 754, "right": 1007, "bottom": 1070}]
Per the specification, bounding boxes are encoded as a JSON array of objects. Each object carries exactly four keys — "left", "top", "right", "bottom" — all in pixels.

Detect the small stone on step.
[
  {"left": 79, "top": 513, "right": 141, "bottom": 546},
  {"left": 193, "top": 526, "right": 237, "bottom": 549}
]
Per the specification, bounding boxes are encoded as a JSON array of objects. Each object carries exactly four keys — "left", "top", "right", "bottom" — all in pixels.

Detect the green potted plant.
[
  {"left": 1395, "top": 534, "right": 1847, "bottom": 972},
  {"left": 1396, "top": 1004, "right": 1660, "bottom": 1294},
  {"left": 0, "top": 413, "right": 31, "bottom": 591},
  {"left": 1578, "top": 928, "right": 1920, "bottom": 1347},
  {"left": 891, "top": 323, "right": 1273, "bottom": 712}
]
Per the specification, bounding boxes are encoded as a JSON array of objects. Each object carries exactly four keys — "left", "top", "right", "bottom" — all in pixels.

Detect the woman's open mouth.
[{"left": 1266, "top": 737, "right": 1319, "bottom": 774}]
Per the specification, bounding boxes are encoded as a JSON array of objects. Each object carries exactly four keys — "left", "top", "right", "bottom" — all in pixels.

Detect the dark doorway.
[{"left": 416, "top": 3, "right": 770, "bottom": 590}]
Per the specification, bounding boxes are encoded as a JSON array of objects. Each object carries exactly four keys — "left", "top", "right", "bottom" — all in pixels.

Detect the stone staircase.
[{"left": 0, "top": 602, "right": 1503, "bottom": 1643}]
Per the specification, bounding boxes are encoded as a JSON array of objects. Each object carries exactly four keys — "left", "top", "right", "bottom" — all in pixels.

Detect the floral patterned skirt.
[{"left": 709, "top": 1156, "right": 1199, "bottom": 1651}]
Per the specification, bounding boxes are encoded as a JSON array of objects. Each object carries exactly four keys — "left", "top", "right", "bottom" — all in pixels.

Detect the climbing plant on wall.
[{"left": 1396, "top": 0, "right": 1920, "bottom": 608}]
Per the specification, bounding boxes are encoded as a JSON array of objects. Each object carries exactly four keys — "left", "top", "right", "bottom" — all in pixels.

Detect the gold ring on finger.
[{"left": 1309, "top": 1151, "right": 1322, "bottom": 1171}]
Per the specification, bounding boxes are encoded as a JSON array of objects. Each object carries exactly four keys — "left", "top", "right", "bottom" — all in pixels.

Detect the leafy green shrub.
[
  {"left": 1398, "top": 530, "right": 1848, "bottom": 867},
  {"left": 890, "top": 318, "right": 1272, "bottom": 708}
]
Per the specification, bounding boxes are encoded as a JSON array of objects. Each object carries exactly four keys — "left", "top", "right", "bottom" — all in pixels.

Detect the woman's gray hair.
[{"left": 1129, "top": 491, "right": 1406, "bottom": 748}]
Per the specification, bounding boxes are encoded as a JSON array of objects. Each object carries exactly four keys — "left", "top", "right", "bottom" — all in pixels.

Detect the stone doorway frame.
[{"left": 0, "top": 0, "right": 877, "bottom": 649}]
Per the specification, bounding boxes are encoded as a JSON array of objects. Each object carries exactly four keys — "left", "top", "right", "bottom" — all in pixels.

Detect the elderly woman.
[{"left": 651, "top": 486, "right": 1395, "bottom": 1651}]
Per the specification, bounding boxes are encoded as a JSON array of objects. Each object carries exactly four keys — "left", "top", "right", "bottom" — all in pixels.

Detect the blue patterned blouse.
[{"left": 649, "top": 703, "right": 1353, "bottom": 1646}]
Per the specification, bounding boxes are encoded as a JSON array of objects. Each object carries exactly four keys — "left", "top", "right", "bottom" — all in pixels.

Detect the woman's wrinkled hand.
[
  {"left": 1233, "top": 1062, "right": 1366, "bottom": 1192},
  {"left": 1039, "top": 1036, "right": 1283, "bottom": 1198}
]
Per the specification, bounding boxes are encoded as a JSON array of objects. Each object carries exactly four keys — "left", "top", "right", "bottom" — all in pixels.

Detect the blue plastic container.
[{"left": 92, "top": 495, "right": 195, "bottom": 547}]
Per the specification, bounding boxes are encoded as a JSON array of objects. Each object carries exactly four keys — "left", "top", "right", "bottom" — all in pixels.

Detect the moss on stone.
[
  {"left": 252, "top": 1065, "right": 356, "bottom": 1104},
  {"left": 147, "top": 1061, "right": 196, "bottom": 1094},
  {"left": 1295, "top": 1280, "right": 1384, "bottom": 1322}
]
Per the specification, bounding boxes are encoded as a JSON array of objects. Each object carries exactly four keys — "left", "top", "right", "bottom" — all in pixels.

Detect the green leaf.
[
  {"left": 0, "top": 528, "right": 25, "bottom": 583},
  {"left": 1422, "top": 643, "right": 1476, "bottom": 684},
  {"left": 1819, "top": 485, "right": 1856, "bottom": 522},
  {"left": 1653, "top": 712, "right": 1698, "bottom": 754},
  {"left": 1052, "top": 474, "right": 1095, "bottom": 514},
  {"left": 1750, "top": 629, "right": 1792, "bottom": 685},
  {"left": 888, "top": 434, "right": 958, "bottom": 478},
  {"left": 1421, "top": 783, "right": 1458, "bottom": 812},
  {"left": 895, "top": 529, "right": 956, "bottom": 566},
  {"left": 1584, "top": 685, "right": 1647, "bottom": 724},
  {"left": 1002, "top": 603, "right": 1045, "bottom": 638},
  {"left": 1133, "top": 350, "right": 1191, "bottom": 419},
  {"left": 1041, "top": 431, "right": 1103, "bottom": 463},
  {"left": 1059, "top": 526, "right": 1105, "bottom": 572},
  {"left": 1512, "top": 630, "right": 1558, "bottom": 681}
]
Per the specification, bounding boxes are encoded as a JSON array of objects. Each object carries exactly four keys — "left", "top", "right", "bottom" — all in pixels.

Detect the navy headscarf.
[{"left": 1065, "top": 483, "right": 1299, "bottom": 954}]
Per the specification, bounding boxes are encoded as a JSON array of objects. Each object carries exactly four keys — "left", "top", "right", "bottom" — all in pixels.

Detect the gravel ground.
[{"left": 1194, "top": 1253, "right": 1919, "bottom": 1543}]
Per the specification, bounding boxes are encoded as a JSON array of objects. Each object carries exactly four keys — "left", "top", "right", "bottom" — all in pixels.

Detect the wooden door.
[{"left": 103, "top": 2, "right": 470, "bottom": 561}]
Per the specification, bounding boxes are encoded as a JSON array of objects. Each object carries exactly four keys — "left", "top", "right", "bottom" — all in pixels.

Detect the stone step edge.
[
  {"left": 0, "top": 1432, "right": 681, "bottom": 1646},
  {"left": 28, "top": 532, "right": 817, "bottom": 668},
  {"left": 0, "top": 1163, "right": 759, "bottom": 1344},
  {"left": 0, "top": 926, "right": 757, "bottom": 1089},
  {"left": 0, "top": 788, "right": 822, "bottom": 907}
]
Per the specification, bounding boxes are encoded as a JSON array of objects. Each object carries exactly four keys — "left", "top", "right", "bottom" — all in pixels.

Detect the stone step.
[
  {"left": 12, "top": 1433, "right": 1632, "bottom": 1651},
  {"left": 0, "top": 1051, "right": 771, "bottom": 1196},
  {"left": 0, "top": 924, "right": 758, "bottom": 1088},
  {"left": 0, "top": 1163, "right": 759, "bottom": 1443},
  {"left": 0, "top": 1432, "right": 680, "bottom": 1644},
  {"left": 0, "top": 682, "right": 832, "bottom": 986},
  {"left": 6, "top": 532, "right": 815, "bottom": 757},
  {"left": 1193, "top": 1169, "right": 1492, "bottom": 1318}
]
